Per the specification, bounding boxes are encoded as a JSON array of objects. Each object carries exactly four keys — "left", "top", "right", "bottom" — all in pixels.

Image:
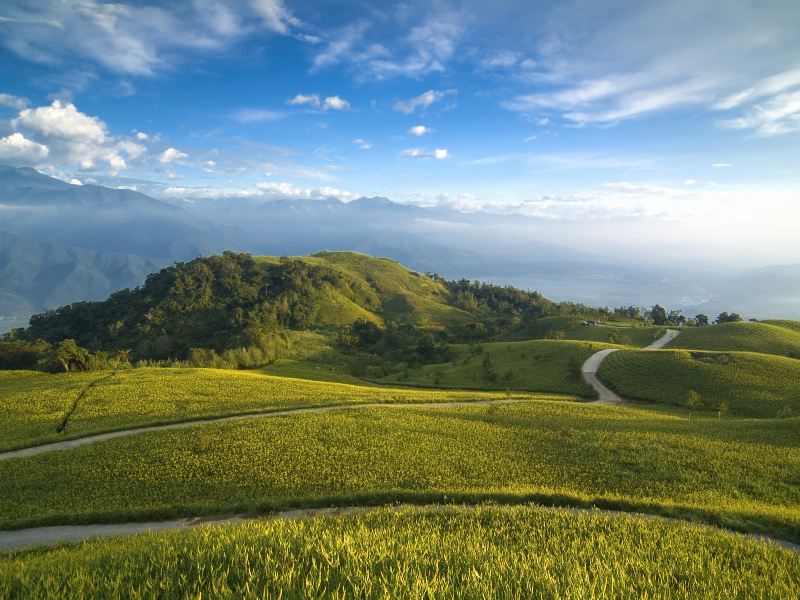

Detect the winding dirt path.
[
  {"left": 581, "top": 329, "right": 680, "bottom": 404},
  {"left": 0, "top": 398, "right": 531, "bottom": 462},
  {"left": 0, "top": 503, "right": 795, "bottom": 554}
]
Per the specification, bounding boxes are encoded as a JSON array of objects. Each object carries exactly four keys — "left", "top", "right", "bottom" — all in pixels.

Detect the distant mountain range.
[{"left": 0, "top": 165, "right": 798, "bottom": 332}]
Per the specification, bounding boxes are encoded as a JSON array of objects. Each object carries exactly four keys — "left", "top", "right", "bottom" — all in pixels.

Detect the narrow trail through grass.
[
  {"left": 1, "top": 502, "right": 797, "bottom": 554},
  {"left": 0, "top": 397, "right": 539, "bottom": 461},
  {"left": 581, "top": 329, "right": 680, "bottom": 404}
]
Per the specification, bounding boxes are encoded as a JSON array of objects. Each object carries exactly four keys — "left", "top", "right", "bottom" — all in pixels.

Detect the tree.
[
  {"left": 51, "top": 339, "right": 90, "bottom": 372},
  {"left": 651, "top": 304, "right": 668, "bottom": 325},
  {"left": 695, "top": 314, "right": 709, "bottom": 327},
  {"left": 684, "top": 389, "right": 702, "bottom": 418},
  {"left": 717, "top": 401, "right": 729, "bottom": 419},
  {"left": 716, "top": 312, "right": 743, "bottom": 324}
]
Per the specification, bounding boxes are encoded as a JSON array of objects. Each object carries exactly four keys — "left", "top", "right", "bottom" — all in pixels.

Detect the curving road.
[
  {"left": 581, "top": 329, "right": 680, "bottom": 404},
  {"left": 0, "top": 398, "right": 532, "bottom": 462},
  {"left": 0, "top": 502, "right": 795, "bottom": 554}
]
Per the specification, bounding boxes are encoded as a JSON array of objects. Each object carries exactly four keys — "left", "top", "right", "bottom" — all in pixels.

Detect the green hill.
[
  {"left": 667, "top": 321, "right": 800, "bottom": 358},
  {"left": 379, "top": 339, "right": 617, "bottom": 396},
  {"left": 762, "top": 319, "right": 800, "bottom": 333},
  {"left": 500, "top": 315, "right": 664, "bottom": 346},
  {"left": 15, "top": 251, "right": 600, "bottom": 364},
  {"left": 598, "top": 349, "right": 800, "bottom": 417}
]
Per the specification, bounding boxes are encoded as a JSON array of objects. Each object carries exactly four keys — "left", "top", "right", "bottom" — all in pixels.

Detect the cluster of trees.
[
  {"left": 0, "top": 338, "right": 131, "bottom": 372},
  {"left": 640, "top": 305, "right": 744, "bottom": 327},
  {"left": 337, "top": 318, "right": 453, "bottom": 378}
]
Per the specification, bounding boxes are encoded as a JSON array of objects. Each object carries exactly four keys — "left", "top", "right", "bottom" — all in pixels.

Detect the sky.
[{"left": 0, "top": 0, "right": 799, "bottom": 266}]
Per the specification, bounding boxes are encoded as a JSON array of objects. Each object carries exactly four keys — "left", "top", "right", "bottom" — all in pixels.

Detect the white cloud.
[
  {"left": 353, "top": 138, "right": 372, "bottom": 150},
  {"left": 523, "top": 135, "right": 538, "bottom": 143},
  {"left": 311, "top": 13, "right": 462, "bottom": 81},
  {"left": 162, "top": 181, "right": 359, "bottom": 202},
  {"left": 117, "top": 140, "right": 146, "bottom": 159},
  {"left": 135, "top": 131, "right": 149, "bottom": 141},
  {"left": 401, "top": 148, "right": 426, "bottom": 158},
  {"left": 400, "top": 147, "right": 449, "bottom": 159},
  {"left": 408, "top": 125, "right": 432, "bottom": 136},
  {"left": 717, "top": 88, "right": 800, "bottom": 136},
  {"left": 248, "top": 0, "right": 301, "bottom": 35},
  {"left": 711, "top": 162, "right": 733, "bottom": 168},
  {"left": 322, "top": 95, "right": 350, "bottom": 111},
  {"left": 0, "top": 132, "right": 49, "bottom": 163},
  {"left": 287, "top": 94, "right": 350, "bottom": 111},
  {"left": 0, "top": 0, "right": 300, "bottom": 76},
  {"left": 68, "top": 178, "right": 82, "bottom": 185},
  {"left": 683, "top": 179, "right": 698, "bottom": 186},
  {"left": 477, "top": 50, "right": 520, "bottom": 70},
  {"left": 0, "top": 92, "right": 28, "bottom": 110},
  {"left": 158, "top": 147, "right": 187, "bottom": 164},
  {"left": 393, "top": 89, "right": 456, "bottom": 114},
  {"left": 231, "top": 109, "right": 285, "bottom": 123},
  {"left": 10, "top": 100, "right": 128, "bottom": 171},
  {"left": 287, "top": 93, "right": 320, "bottom": 107}
]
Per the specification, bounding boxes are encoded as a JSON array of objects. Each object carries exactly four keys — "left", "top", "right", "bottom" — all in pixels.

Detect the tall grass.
[{"left": 1, "top": 506, "right": 796, "bottom": 599}]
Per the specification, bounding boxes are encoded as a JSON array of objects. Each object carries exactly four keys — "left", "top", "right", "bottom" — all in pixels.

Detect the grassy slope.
[
  {"left": 2, "top": 506, "right": 797, "bottom": 599},
  {"left": 378, "top": 339, "right": 618, "bottom": 397},
  {"left": 668, "top": 322, "right": 800, "bottom": 358},
  {"left": 598, "top": 349, "right": 800, "bottom": 418},
  {"left": 500, "top": 315, "right": 665, "bottom": 346},
  {"left": 1, "top": 401, "right": 797, "bottom": 540},
  {"left": 258, "top": 252, "right": 471, "bottom": 328},
  {"left": 763, "top": 319, "right": 800, "bottom": 333},
  {"left": 0, "top": 369, "right": 554, "bottom": 452}
]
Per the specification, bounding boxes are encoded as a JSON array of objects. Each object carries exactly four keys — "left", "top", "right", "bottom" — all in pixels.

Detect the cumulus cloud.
[
  {"left": 408, "top": 125, "right": 432, "bottom": 136},
  {"left": 393, "top": 89, "right": 456, "bottom": 114},
  {"left": 10, "top": 99, "right": 129, "bottom": 171},
  {"left": 323, "top": 95, "right": 350, "bottom": 110},
  {"left": 158, "top": 147, "right": 188, "bottom": 164},
  {"left": 433, "top": 148, "right": 449, "bottom": 159},
  {"left": 0, "top": 132, "right": 49, "bottom": 164},
  {"left": 287, "top": 93, "right": 350, "bottom": 111},
  {"left": 353, "top": 138, "right": 372, "bottom": 149}
]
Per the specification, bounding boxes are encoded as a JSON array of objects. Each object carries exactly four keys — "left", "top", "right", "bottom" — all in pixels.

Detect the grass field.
[
  {"left": 668, "top": 322, "right": 800, "bottom": 358},
  {"left": 2, "top": 505, "right": 796, "bottom": 599},
  {"left": 500, "top": 315, "right": 665, "bottom": 346},
  {"left": 598, "top": 349, "right": 800, "bottom": 418},
  {"left": 1, "top": 400, "right": 797, "bottom": 541},
  {"left": 0, "top": 369, "right": 552, "bottom": 452},
  {"left": 378, "top": 339, "right": 617, "bottom": 396}
]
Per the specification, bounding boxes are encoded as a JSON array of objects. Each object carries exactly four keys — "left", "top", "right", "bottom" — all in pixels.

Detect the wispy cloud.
[
  {"left": 393, "top": 89, "right": 456, "bottom": 114},
  {"left": 401, "top": 147, "right": 449, "bottom": 159},
  {"left": 231, "top": 109, "right": 285, "bottom": 123}
]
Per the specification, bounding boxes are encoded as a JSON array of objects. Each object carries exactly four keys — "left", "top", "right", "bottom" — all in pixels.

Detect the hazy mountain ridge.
[{"left": 0, "top": 166, "right": 798, "bottom": 332}]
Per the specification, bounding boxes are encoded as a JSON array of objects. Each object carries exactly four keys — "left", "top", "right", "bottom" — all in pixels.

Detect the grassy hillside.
[
  {"left": 668, "top": 322, "right": 800, "bottom": 358},
  {"left": 500, "top": 315, "right": 664, "bottom": 346},
  {"left": 378, "top": 339, "right": 617, "bottom": 396},
  {"left": 598, "top": 350, "right": 800, "bottom": 418},
  {"left": 2, "top": 506, "right": 797, "bottom": 599},
  {"left": 762, "top": 319, "right": 800, "bottom": 333},
  {"left": 1, "top": 401, "right": 797, "bottom": 540},
  {"left": 0, "top": 369, "right": 552, "bottom": 452},
  {"left": 259, "top": 251, "right": 470, "bottom": 328}
]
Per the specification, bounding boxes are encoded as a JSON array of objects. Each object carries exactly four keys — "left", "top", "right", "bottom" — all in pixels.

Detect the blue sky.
[{"left": 0, "top": 0, "right": 798, "bottom": 264}]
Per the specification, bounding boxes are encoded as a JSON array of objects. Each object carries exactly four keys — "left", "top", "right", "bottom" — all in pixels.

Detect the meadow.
[
  {"left": 598, "top": 349, "right": 800, "bottom": 417},
  {"left": 0, "top": 368, "right": 551, "bottom": 452},
  {"left": 378, "top": 339, "right": 617, "bottom": 396},
  {"left": 1, "top": 401, "right": 797, "bottom": 541},
  {"left": 500, "top": 315, "right": 665, "bottom": 346},
  {"left": 1, "top": 505, "right": 797, "bottom": 599},
  {"left": 668, "top": 321, "right": 800, "bottom": 357}
]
